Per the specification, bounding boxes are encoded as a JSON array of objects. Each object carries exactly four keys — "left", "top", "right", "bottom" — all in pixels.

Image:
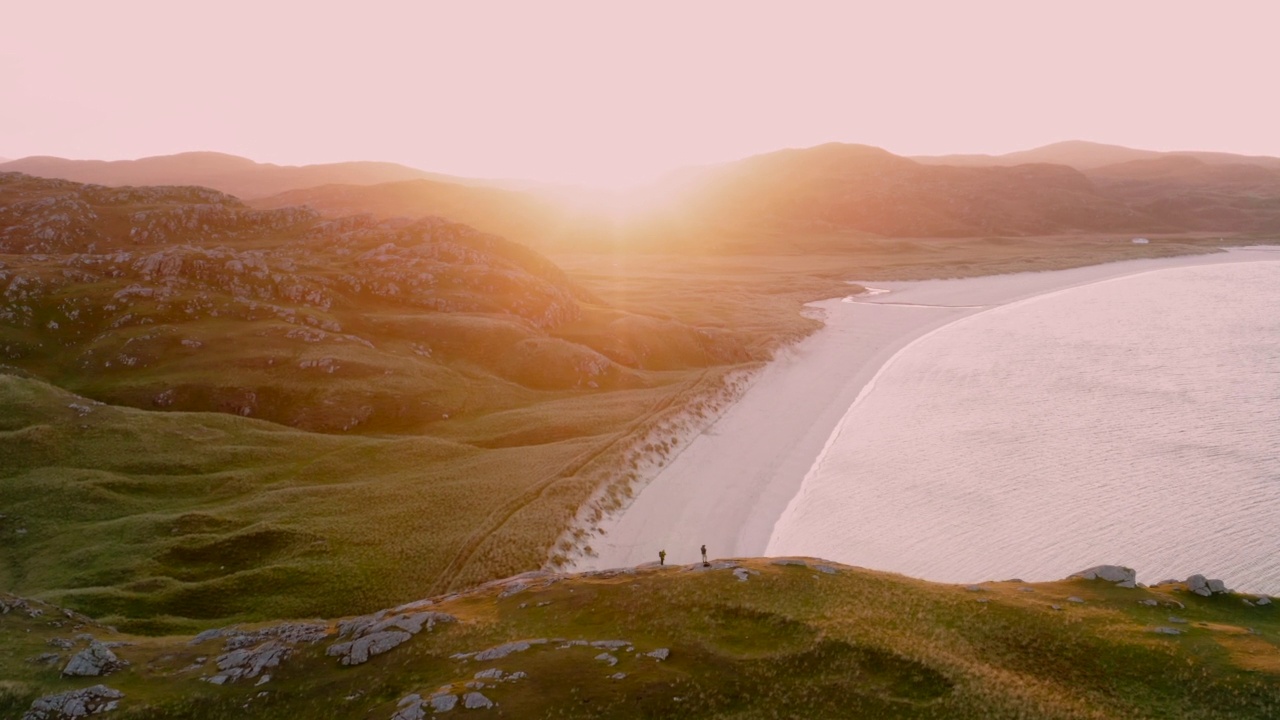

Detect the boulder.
[
  {"left": 1186, "top": 575, "right": 1212, "bottom": 597},
  {"left": 22, "top": 685, "right": 123, "bottom": 719},
  {"left": 595, "top": 652, "right": 618, "bottom": 666},
  {"left": 430, "top": 694, "right": 458, "bottom": 713},
  {"left": 646, "top": 648, "right": 670, "bottom": 661},
  {"left": 463, "top": 692, "right": 493, "bottom": 709},
  {"left": 326, "top": 630, "right": 411, "bottom": 666},
  {"left": 215, "top": 640, "right": 289, "bottom": 680},
  {"left": 1257, "top": 597, "right": 1272, "bottom": 606},
  {"left": 1072, "top": 565, "right": 1137, "bottom": 586},
  {"left": 62, "top": 642, "right": 127, "bottom": 677},
  {"left": 1206, "top": 579, "right": 1228, "bottom": 594}
]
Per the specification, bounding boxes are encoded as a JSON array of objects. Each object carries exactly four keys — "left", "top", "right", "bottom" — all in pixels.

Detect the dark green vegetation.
[{"left": 3, "top": 561, "right": 1278, "bottom": 719}]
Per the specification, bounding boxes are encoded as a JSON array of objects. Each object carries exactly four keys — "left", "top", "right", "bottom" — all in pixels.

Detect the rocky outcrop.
[
  {"left": 62, "top": 642, "right": 127, "bottom": 677},
  {"left": 210, "top": 641, "right": 290, "bottom": 683},
  {"left": 326, "top": 610, "right": 455, "bottom": 666},
  {"left": 1186, "top": 574, "right": 1230, "bottom": 597},
  {"left": 22, "top": 685, "right": 123, "bottom": 719},
  {"left": 1071, "top": 565, "right": 1137, "bottom": 588}
]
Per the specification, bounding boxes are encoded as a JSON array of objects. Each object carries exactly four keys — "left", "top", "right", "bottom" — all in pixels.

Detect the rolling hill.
[
  {"left": 0, "top": 152, "right": 488, "bottom": 200},
  {"left": 915, "top": 140, "right": 1280, "bottom": 171},
  {"left": 2, "top": 560, "right": 1276, "bottom": 719}
]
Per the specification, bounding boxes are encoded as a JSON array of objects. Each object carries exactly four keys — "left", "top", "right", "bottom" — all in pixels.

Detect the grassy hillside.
[{"left": 2, "top": 560, "right": 1277, "bottom": 719}]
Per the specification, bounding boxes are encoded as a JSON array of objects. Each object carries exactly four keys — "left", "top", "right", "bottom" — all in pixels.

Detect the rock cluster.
[
  {"left": 62, "top": 642, "right": 128, "bottom": 677},
  {"left": 1185, "top": 574, "right": 1229, "bottom": 597},
  {"left": 22, "top": 685, "right": 123, "bottom": 720},
  {"left": 326, "top": 610, "right": 455, "bottom": 666}
]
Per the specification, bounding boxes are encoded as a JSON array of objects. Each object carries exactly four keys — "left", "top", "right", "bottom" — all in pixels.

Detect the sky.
[{"left": 3, "top": 1, "right": 1279, "bottom": 188}]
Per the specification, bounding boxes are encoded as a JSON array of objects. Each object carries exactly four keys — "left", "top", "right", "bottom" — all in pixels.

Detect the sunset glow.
[{"left": 4, "top": 1, "right": 1280, "bottom": 188}]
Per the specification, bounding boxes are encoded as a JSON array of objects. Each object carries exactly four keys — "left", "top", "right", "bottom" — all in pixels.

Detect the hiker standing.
[
  {"left": 701, "top": 544, "right": 708, "bottom": 566},
  {"left": 659, "top": 549, "right": 666, "bottom": 566}
]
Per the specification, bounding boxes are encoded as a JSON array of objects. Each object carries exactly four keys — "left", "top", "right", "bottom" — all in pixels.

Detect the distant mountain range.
[
  {"left": 6, "top": 140, "right": 1280, "bottom": 246},
  {"left": 0, "top": 152, "right": 500, "bottom": 200}
]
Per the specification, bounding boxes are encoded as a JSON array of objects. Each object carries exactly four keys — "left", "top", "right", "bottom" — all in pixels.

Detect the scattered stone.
[
  {"left": 255, "top": 675, "right": 271, "bottom": 686},
  {"left": 733, "top": 568, "right": 750, "bottom": 582},
  {"left": 1153, "top": 627, "right": 1183, "bottom": 635},
  {"left": 22, "top": 685, "right": 123, "bottom": 720},
  {"left": 964, "top": 585, "right": 984, "bottom": 593},
  {"left": 506, "top": 671, "right": 528, "bottom": 681},
  {"left": 1050, "top": 605, "right": 1063, "bottom": 611},
  {"left": 646, "top": 648, "right": 670, "bottom": 661},
  {"left": 430, "top": 694, "right": 458, "bottom": 713},
  {"left": 770, "top": 558, "right": 808, "bottom": 567},
  {"left": 1207, "top": 579, "right": 1228, "bottom": 594},
  {"left": 590, "top": 640, "right": 629, "bottom": 650},
  {"left": 1019, "top": 587, "right": 1035, "bottom": 593},
  {"left": 474, "top": 668, "right": 504, "bottom": 680},
  {"left": 1169, "top": 616, "right": 1188, "bottom": 624},
  {"left": 465, "top": 681, "right": 485, "bottom": 690},
  {"left": 1257, "top": 597, "right": 1272, "bottom": 606},
  {"left": 30, "top": 653, "right": 61, "bottom": 665},
  {"left": 975, "top": 598, "right": 990, "bottom": 604},
  {"left": 813, "top": 564, "right": 837, "bottom": 575},
  {"left": 63, "top": 641, "right": 127, "bottom": 677},
  {"left": 610, "top": 672, "right": 627, "bottom": 680},
  {"left": 1139, "top": 599, "right": 1158, "bottom": 607},
  {"left": 463, "top": 692, "right": 493, "bottom": 710},
  {"left": 189, "top": 627, "right": 230, "bottom": 646},
  {"left": 1072, "top": 565, "right": 1137, "bottom": 586},
  {"left": 1066, "top": 597, "right": 1085, "bottom": 604},
  {"left": 1243, "top": 599, "right": 1255, "bottom": 607},
  {"left": 327, "top": 631, "right": 411, "bottom": 666},
  {"left": 1187, "top": 574, "right": 1212, "bottom": 597},
  {"left": 595, "top": 652, "right": 618, "bottom": 666},
  {"left": 467, "top": 639, "right": 549, "bottom": 662},
  {"left": 215, "top": 640, "right": 289, "bottom": 680},
  {"left": 47, "top": 638, "right": 75, "bottom": 650},
  {"left": 205, "top": 675, "right": 229, "bottom": 685}
]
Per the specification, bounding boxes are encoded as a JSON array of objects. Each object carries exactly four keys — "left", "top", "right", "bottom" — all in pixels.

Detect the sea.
[{"left": 767, "top": 260, "right": 1280, "bottom": 593}]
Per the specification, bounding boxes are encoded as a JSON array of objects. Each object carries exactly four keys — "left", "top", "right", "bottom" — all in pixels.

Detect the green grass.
[{"left": 1, "top": 560, "right": 1276, "bottom": 718}]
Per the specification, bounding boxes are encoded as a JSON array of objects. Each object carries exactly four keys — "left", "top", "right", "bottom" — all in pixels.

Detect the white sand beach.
[{"left": 574, "top": 246, "right": 1280, "bottom": 571}]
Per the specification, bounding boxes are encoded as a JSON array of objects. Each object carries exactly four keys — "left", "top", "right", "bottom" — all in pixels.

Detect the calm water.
[{"left": 768, "top": 261, "right": 1280, "bottom": 593}]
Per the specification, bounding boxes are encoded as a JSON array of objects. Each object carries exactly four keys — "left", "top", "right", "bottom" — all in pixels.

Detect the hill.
[
  {"left": 0, "top": 153, "right": 486, "bottom": 200},
  {"left": 915, "top": 140, "right": 1280, "bottom": 171},
  {"left": 665, "top": 144, "right": 1159, "bottom": 239},
  {"left": 2, "top": 560, "right": 1276, "bottom": 719},
  {"left": 247, "top": 179, "right": 571, "bottom": 251}
]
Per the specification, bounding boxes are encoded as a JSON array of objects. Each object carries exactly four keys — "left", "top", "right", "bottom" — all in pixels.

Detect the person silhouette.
[
  {"left": 659, "top": 549, "right": 666, "bottom": 566},
  {"left": 701, "top": 544, "right": 708, "bottom": 566}
]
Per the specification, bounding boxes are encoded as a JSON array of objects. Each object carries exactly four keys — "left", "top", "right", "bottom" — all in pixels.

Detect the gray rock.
[
  {"left": 1187, "top": 574, "right": 1212, "bottom": 597},
  {"left": 1153, "top": 626, "right": 1183, "bottom": 635},
  {"left": 464, "top": 681, "right": 485, "bottom": 690},
  {"left": 964, "top": 585, "right": 984, "bottom": 592},
  {"left": 1116, "top": 580, "right": 1137, "bottom": 589},
  {"left": 506, "top": 671, "right": 527, "bottom": 681},
  {"left": 1072, "top": 565, "right": 1137, "bottom": 585},
  {"left": 215, "top": 640, "right": 290, "bottom": 680},
  {"left": 610, "top": 672, "right": 627, "bottom": 680},
  {"left": 1066, "top": 596, "right": 1085, "bottom": 604},
  {"left": 1207, "top": 579, "right": 1228, "bottom": 594},
  {"left": 189, "top": 627, "right": 230, "bottom": 646},
  {"left": 22, "top": 684, "right": 123, "bottom": 720},
  {"left": 733, "top": 568, "right": 750, "bottom": 582},
  {"left": 647, "top": 648, "right": 670, "bottom": 661},
  {"left": 47, "top": 638, "right": 75, "bottom": 650},
  {"left": 813, "top": 564, "right": 837, "bottom": 574},
  {"left": 471, "top": 639, "right": 538, "bottom": 661},
  {"left": 30, "top": 653, "right": 61, "bottom": 665},
  {"left": 1169, "top": 616, "right": 1188, "bottom": 624},
  {"left": 589, "top": 640, "right": 629, "bottom": 650},
  {"left": 391, "top": 694, "right": 426, "bottom": 720},
  {"left": 205, "top": 675, "right": 229, "bottom": 685},
  {"left": 474, "top": 668, "right": 504, "bottom": 680},
  {"left": 1257, "top": 596, "right": 1272, "bottom": 606},
  {"left": 326, "top": 630, "right": 411, "bottom": 666},
  {"left": 463, "top": 692, "right": 493, "bottom": 709},
  {"left": 770, "top": 558, "right": 808, "bottom": 567},
  {"left": 430, "top": 694, "right": 458, "bottom": 713},
  {"left": 63, "top": 642, "right": 127, "bottom": 677},
  {"left": 595, "top": 652, "right": 618, "bottom": 666},
  {"left": 1139, "top": 599, "right": 1158, "bottom": 607}
]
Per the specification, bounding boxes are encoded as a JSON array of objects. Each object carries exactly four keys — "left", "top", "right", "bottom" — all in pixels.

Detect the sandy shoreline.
[{"left": 574, "top": 246, "right": 1280, "bottom": 571}]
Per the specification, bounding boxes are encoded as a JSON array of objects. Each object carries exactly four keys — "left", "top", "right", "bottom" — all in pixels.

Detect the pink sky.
[{"left": 3, "top": 1, "right": 1278, "bottom": 187}]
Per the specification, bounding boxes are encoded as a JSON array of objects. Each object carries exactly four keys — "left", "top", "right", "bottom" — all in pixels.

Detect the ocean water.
[{"left": 767, "top": 261, "right": 1280, "bottom": 593}]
